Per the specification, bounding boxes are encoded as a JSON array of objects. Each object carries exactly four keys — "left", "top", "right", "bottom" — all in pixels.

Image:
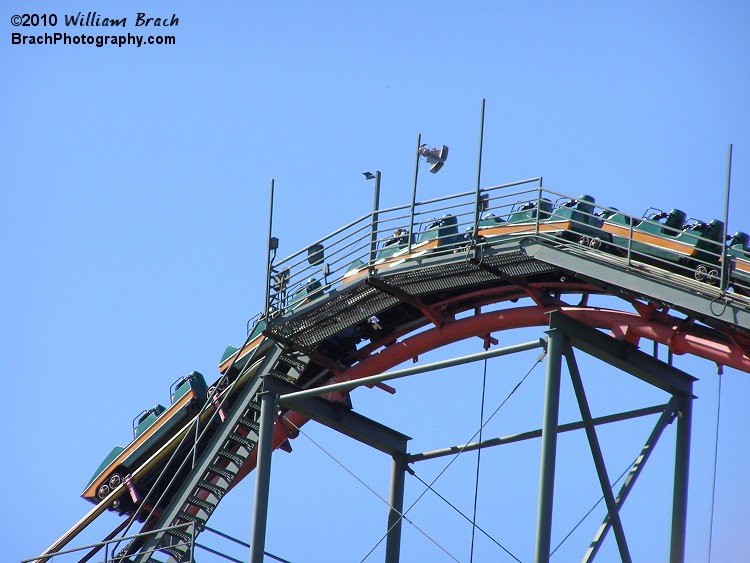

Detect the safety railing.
[
  {"left": 22, "top": 522, "right": 195, "bottom": 563},
  {"left": 262, "top": 177, "right": 748, "bottom": 324},
  {"left": 266, "top": 178, "right": 542, "bottom": 315}
]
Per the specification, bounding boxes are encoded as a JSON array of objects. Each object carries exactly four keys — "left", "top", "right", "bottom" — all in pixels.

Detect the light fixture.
[
  {"left": 363, "top": 171, "right": 381, "bottom": 268},
  {"left": 307, "top": 243, "right": 325, "bottom": 266},
  {"left": 418, "top": 144, "right": 449, "bottom": 173}
]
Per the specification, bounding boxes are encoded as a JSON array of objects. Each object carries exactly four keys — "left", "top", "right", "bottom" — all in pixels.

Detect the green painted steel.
[
  {"left": 83, "top": 372, "right": 209, "bottom": 500},
  {"left": 43, "top": 176, "right": 750, "bottom": 563},
  {"left": 84, "top": 446, "right": 125, "bottom": 489},
  {"left": 171, "top": 371, "right": 208, "bottom": 404},
  {"left": 219, "top": 344, "right": 239, "bottom": 364},
  {"left": 134, "top": 406, "right": 166, "bottom": 438},
  {"left": 132, "top": 344, "right": 289, "bottom": 563}
]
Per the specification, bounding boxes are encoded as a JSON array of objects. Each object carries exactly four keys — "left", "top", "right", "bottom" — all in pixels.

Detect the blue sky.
[{"left": 4, "top": 2, "right": 750, "bottom": 562}]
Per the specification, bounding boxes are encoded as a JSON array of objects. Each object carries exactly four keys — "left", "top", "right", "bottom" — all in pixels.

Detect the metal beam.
[
  {"left": 266, "top": 377, "right": 410, "bottom": 457},
  {"left": 279, "top": 339, "right": 546, "bottom": 403},
  {"left": 521, "top": 239, "right": 750, "bottom": 333},
  {"left": 385, "top": 453, "right": 407, "bottom": 563},
  {"left": 534, "top": 327, "right": 564, "bottom": 563},
  {"left": 583, "top": 399, "right": 677, "bottom": 562},
  {"left": 265, "top": 371, "right": 411, "bottom": 563},
  {"left": 366, "top": 276, "right": 449, "bottom": 327},
  {"left": 468, "top": 251, "right": 552, "bottom": 308},
  {"left": 408, "top": 404, "right": 669, "bottom": 463},
  {"left": 546, "top": 311, "right": 697, "bottom": 562},
  {"left": 548, "top": 311, "right": 696, "bottom": 396},
  {"left": 134, "top": 345, "right": 284, "bottom": 563},
  {"left": 670, "top": 391, "right": 693, "bottom": 563},
  {"left": 249, "top": 388, "right": 278, "bottom": 563},
  {"left": 564, "top": 345, "right": 632, "bottom": 562}
]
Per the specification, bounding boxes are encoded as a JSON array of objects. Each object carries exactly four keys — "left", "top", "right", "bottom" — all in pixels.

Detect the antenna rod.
[
  {"left": 721, "top": 145, "right": 732, "bottom": 292},
  {"left": 472, "top": 98, "right": 486, "bottom": 244},
  {"left": 264, "top": 179, "right": 275, "bottom": 318},
  {"left": 407, "top": 133, "right": 421, "bottom": 254}
]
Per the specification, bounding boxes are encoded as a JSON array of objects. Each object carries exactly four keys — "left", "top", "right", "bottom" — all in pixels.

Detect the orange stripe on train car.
[
  {"left": 479, "top": 220, "right": 572, "bottom": 238},
  {"left": 82, "top": 389, "right": 199, "bottom": 500},
  {"left": 219, "top": 334, "right": 264, "bottom": 374},
  {"left": 601, "top": 223, "right": 696, "bottom": 256},
  {"left": 341, "top": 239, "right": 442, "bottom": 286}
]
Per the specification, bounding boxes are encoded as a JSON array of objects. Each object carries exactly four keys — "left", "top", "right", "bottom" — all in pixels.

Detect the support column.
[
  {"left": 385, "top": 453, "right": 407, "bottom": 563},
  {"left": 249, "top": 388, "right": 277, "bottom": 563},
  {"left": 534, "top": 327, "right": 563, "bottom": 563},
  {"left": 670, "top": 390, "right": 693, "bottom": 563}
]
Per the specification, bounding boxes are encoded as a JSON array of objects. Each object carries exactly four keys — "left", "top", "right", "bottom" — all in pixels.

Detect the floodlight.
[{"left": 418, "top": 144, "right": 449, "bottom": 173}]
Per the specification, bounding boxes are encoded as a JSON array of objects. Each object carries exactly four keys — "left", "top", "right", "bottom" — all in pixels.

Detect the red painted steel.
[
  {"left": 334, "top": 306, "right": 750, "bottom": 383},
  {"left": 232, "top": 302, "right": 750, "bottom": 484}
]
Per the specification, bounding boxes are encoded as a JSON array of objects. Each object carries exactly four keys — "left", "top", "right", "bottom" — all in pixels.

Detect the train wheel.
[
  {"left": 108, "top": 473, "right": 122, "bottom": 490},
  {"left": 589, "top": 237, "right": 602, "bottom": 250},
  {"left": 97, "top": 484, "right": 110, "bottom": 500},
  {"left": 578, "top": 236, "right": 590, "bottom": 247},
  {"left": 695, "top": 264, "right": 708, "bottom": 281},
  {"left": 708, "top": 269, "right": 720, "bottom": 285}
]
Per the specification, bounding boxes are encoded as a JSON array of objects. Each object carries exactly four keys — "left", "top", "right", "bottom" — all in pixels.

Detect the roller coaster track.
[{"left": 33, "top": 178, "right": 750, "bottom": 562}]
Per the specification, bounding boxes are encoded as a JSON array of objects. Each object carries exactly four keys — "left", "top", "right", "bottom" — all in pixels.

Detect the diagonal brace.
[
  {"left": 366, "top": 277, "right": 450, "bottom": 327},
  {"left": 564, "top": 344, "right": 632, "bottom": 563},
  {"left": 583, "top": 398, "right": 678, "bottom": 562},
  {"left": 469, "top": 249, "right": 552, "bottom": 308}
]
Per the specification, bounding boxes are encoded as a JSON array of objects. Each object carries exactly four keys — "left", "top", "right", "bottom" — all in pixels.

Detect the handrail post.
[
  {"left": 627, "top": 216, "right": 634, "bottom": 267},
  {"left": 535, "top": 186, "right": 542, "bottom": 236}
]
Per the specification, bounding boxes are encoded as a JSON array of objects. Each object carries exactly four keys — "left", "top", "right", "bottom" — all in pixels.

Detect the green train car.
[{"left": 82, "top": 371, "right": 208, "bottom": 509}]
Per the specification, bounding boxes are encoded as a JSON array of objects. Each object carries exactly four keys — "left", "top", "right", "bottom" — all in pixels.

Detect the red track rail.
[{"left": 234, "top": 297, "right": 750, "bottom": 484}]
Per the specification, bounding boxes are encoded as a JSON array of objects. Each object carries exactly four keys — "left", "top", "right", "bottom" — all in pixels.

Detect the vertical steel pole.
[
  {"left": 472, "top": 99, "right": 486, "bottom": 244},
  {"left": 534, "top": 327, "right": 563, "bottom": 563},
  {"left": 264, "top": 179, "right": 275, "bottom": 318},
  {"left": 669, "top": 390, "right": 693, "bottom": 563},
  {"left": 249, "top": 389, "right": 278, "bottom": 563},
  {"left": 369, "top": 171, "right": 382, "bottom": 270},
  {"left": 189, "top": 521, "right": 196, "bottom": 562},
  {"left": 720, "top": 144, "right": 733, "bottom": 292},
  {"left": 407, "top": 133, "right": 421, "bottom": 254},
  {"left": 385, "top": 453, "right": 407, "bottom": 563}
]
